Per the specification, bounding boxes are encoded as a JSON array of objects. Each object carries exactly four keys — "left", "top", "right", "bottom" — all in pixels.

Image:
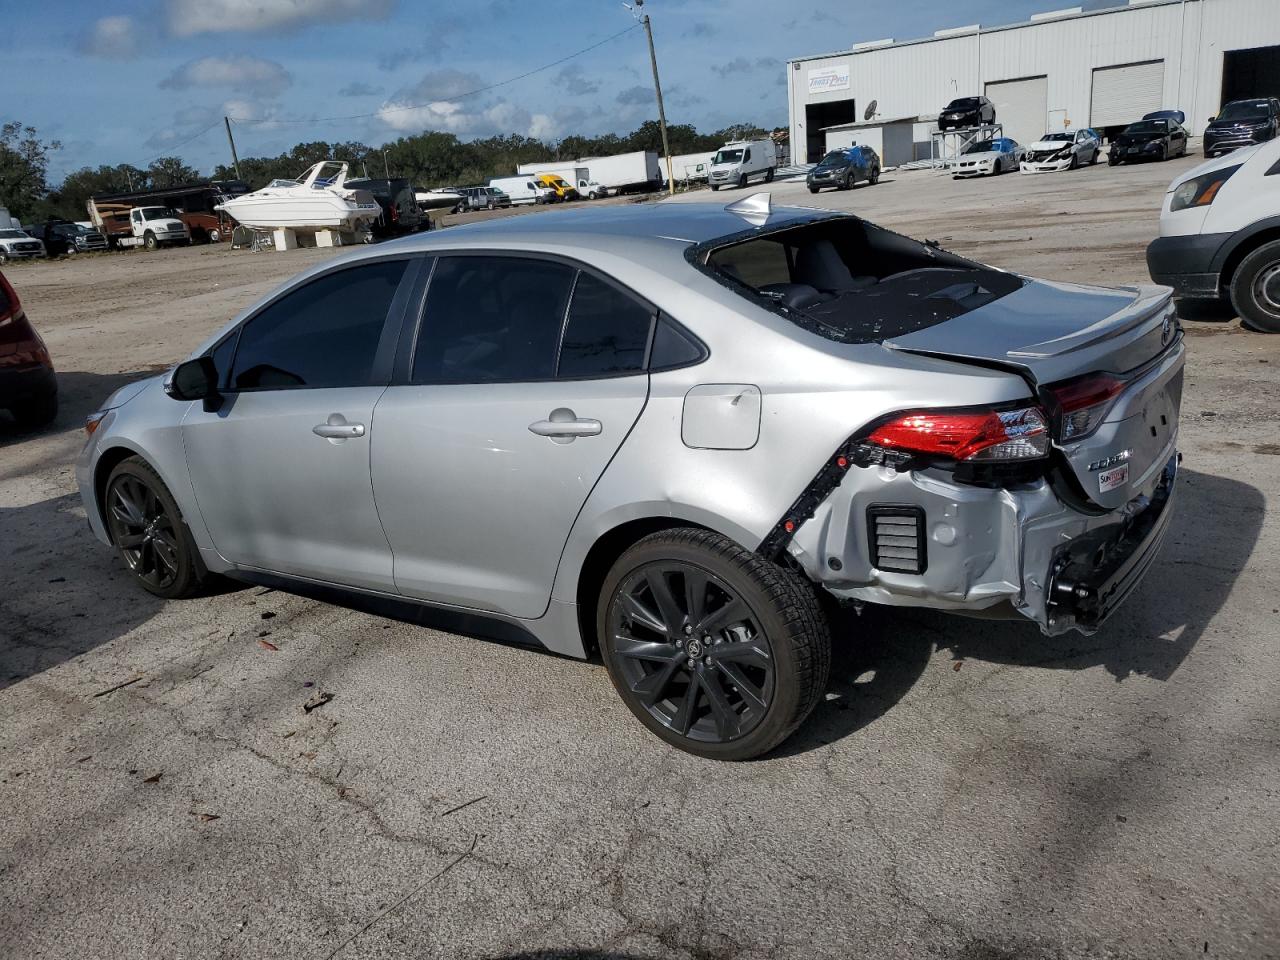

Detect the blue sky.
[{"left": 6, "top": 0, "right": 1100, "bottom": 182}]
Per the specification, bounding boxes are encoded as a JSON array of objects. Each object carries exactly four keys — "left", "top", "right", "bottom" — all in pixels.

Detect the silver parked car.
[{"left": 76, "top": 197, "right": 1184, "bottom": 759}]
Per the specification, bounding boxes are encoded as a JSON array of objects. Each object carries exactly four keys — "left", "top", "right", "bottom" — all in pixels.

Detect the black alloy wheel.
[
  {"left": 104, "top": 457, "right": 204, "bottom": 598},
  {"left": 599, "top": 529, "right": 831, "bottom": 760}
]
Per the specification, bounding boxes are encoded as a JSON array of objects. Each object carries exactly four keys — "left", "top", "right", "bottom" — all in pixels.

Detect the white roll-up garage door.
[
  {"left": 1090, "top": 61, "right": 1165, "bottom": 128},
  {"left": 985, "top": 76, "right": 1048, "bottom": 147}
]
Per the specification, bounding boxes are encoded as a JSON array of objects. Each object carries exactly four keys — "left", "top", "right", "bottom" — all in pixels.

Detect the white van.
[
  {"left": 1146, "top": 137, "right": 1280, "bottom": 332},
  {"left": 707, "top": 139, "right": 777, "bottom": 191},
  {"left": 488, "top": 175, "right": 555, "bottom": 206}
]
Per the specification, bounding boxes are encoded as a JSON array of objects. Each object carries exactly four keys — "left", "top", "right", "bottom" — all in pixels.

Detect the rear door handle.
[
  {"left": 529, "top": 407, "right": 602, "bottom": 443},
  {"left": 313, "top": 413, "right": 365, "bottom": 440}
]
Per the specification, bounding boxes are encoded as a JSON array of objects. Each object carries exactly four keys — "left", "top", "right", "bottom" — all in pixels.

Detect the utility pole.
[
  {"left": 223, "top": 116, "right": 242, "bottom": 180},
  {"left": 632, "top": 1, "right": 675, "bottom": 195},
  {"left": 383, "top": 150, "right": 390, "bottom": 179}
]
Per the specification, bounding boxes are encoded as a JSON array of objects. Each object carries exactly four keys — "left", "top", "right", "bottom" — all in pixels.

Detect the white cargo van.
[
  {"left": 488, "top": 176, "right": 556, "bottom": 205},
  {"left": 707, "top": 140, "right": 777, "bottom": 191}
]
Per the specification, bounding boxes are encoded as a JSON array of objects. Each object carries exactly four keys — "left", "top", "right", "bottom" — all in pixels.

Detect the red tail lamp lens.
[{"left": 868, "top": 407, "right": 1050, "bottom": 462}]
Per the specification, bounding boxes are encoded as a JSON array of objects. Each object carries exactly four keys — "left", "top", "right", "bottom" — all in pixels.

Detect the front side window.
[
  {"left": 412, "top": 256, "right": 575, "bottom": 383},
  {"left": 230, "top": 259, "right": 407, "bottom": 390},
  {"left": 558, "top": 273, "right": 653, "bottom": 378}
]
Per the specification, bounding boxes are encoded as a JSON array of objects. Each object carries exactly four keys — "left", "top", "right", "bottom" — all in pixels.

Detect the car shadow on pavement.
[
  {"left": 0, "top": 367, "right": 166, "bottom": 449},
  {"left": 775, "top": 467, "right": 1261, "bottom": 756},
  {"left": 0, "top": 492, "right": 168, "bottom": 691}
]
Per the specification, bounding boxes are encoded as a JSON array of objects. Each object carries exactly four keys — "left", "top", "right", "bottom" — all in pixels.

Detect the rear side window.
[
  {"left": 412, "top": 256, "right": 575, "bottom": 383},
  {"left": 230, "top": 259, "right": 406, "bottom": 390},
  {"left": 557, "top": 273, "right": 653, "bottom": 377}
]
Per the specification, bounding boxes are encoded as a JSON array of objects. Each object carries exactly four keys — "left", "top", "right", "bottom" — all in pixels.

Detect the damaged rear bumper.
[{"left": 783, "top": 450, "right": 1178, "bottom": 636}]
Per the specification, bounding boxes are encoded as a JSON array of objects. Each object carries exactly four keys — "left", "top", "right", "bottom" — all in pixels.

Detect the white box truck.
[
  {"left": 488, "top": 175, "right": 556, "bottom": 205},
  {"left": 707, "top": 139, "right": 778, "bottom": 191},
  {"left": 577, "top": 151, "right": 661, "bottom": 195}
]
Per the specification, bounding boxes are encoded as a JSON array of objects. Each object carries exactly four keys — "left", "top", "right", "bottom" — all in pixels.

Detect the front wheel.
[
  {"left": 208, "top": 229, "right": 221, "bottom": 243},
  {"left": 736, "top": 173, "right": 748, "bottom": 189},
  {"left": 144, "top": 232, "right": 157, "bottom": 251},
  {"left": 104, "top": 456, "right": 206, "bottom": 599},
  {"left": 0, "top": 250, "right": 8, "bottom": 264},
  {"left": 1231, "top": 239, "right": 1280, "bottom": 333},
  {"left": 1069, "top": 153, "right": 1079, "bottom": 170},
  {"left": 710, "top": 184, "right": 719, "bottom": 192},
  {"left": 598, "top": 529, "right": 831, "bottom": 760},
  {"left": 807, "top": 185, "right": 820, "bottom": 193}
]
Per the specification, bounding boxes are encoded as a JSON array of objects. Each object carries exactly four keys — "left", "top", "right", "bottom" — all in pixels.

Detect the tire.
[
  {"left": 838, "top": 173, "right": 851, "bottom": 190},
  {"left": 870, "top": 167, "right": 879, "bottom": 184},
  {"left": 208, "top": 229, "right": 221, "bottom": 243},
  {"left": 737, "top": 173, "right": 748, "bottom": 189},
  {"left": 144, "top": 232, "right": 157, "bottom": 251},
  {"left": 0, "top": 250, "right": 8, "bottom": 264},
  {"left": 103, "top": 456, "right": 206, "bottom": 599},
  {"left": 807, "top": 186, "right": 819, "bottom": 194},
  {"left": 765, "top": 167, "right": 775, "bottom": 183},
  {"left": 10, "top": 391, "right": 57, "bottom": 428},
  {"left": 711, "top": 185, "right": 719, "bottom": 192},
  {"left": 1109, "top": 155, "right": 1120, "bottom": 166},
  {"left": 1069, "top": 153, "right": 1079, "bottom": 170},
  {"left": 1090, "top": 147, "right": 1099, "bottom": 165},
  {"left": 1230, "top": 239, "right": 1280, "bottom": 333},
  {"left": 1158, "top": 144, "right": 1168, "bottom": 161},
  {"left": 598, "top": 528, "right": 831, "bottom": 760}
]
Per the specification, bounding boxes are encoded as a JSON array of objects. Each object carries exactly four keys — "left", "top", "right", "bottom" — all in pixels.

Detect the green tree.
[
  {"left": 0, "top": 122, "right": 61, "bottom": 221},
  {"left": 147, "top": 157, "right": 201, "bottom": 189}
]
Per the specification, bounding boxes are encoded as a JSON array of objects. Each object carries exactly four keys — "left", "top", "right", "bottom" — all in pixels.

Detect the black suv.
[
  {"left": 344, "top": 177, "right": 427, "bottom": 239},
  {"left": 938, "top": 96, "right": 995, "bottom": 131},
  {"left": 1203, "top": 98, "right": 1280, "bottom": 157},
  {"left": 32, "top": 221, "right": 108, "bottom": 256}
]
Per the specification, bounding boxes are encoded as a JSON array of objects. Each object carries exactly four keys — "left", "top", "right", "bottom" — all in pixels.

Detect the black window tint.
[
  {"left": 413, "top": 256, "right": 574, "bottom": 383},
  {"left": 207, "top": 333, "right": 238, "bottom": 388},
  {"left": 649, "top": 317, "right": 706, "bottom": 371},
  {"left": 230, "top": 259, "right": 406, "bottom": 390},
  {"left": 557, "top": 273, "right": 653, "bottom": 378}
]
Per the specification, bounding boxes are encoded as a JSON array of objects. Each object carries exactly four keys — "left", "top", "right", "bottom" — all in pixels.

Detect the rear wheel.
[
  {"left": 104, "top": 457, "right": 206, "bottom": 599},
  {"left": 765, "top": 167, "right": 775, "bottom": 183},
  {"left": 1230, "top": 239, "right": 1280, "bottom": 333},
  {"left": 598, "top": 529, "right": 831, "bottom": 760},
  {"left": 870, "top": 166, "right": 880, "bottom": 184}
]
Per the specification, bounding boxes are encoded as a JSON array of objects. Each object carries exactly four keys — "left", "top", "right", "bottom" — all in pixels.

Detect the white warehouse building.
[{"left": 786, "top": 0, "right": 1280, "bottom": 165}]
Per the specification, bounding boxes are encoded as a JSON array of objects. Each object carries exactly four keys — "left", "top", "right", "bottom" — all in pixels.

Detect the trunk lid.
[{"left": 885, "top": 277, "right": 1183, "bottom": 507}]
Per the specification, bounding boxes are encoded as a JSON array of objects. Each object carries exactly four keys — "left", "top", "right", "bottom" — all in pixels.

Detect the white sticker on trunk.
[{"left": 1098, "top": 464, "right": 1129, "bottom": 493}]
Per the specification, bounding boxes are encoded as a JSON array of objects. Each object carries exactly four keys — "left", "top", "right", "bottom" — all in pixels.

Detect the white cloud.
[
  {"left": 167, "top": 0, "right": 393, "bottom": 36},
  {"left": 82, "top": 16, "right": 139, "bottom": 59},
  {"left": 160, "top": 56, "right": 293, "bottom": 98}
]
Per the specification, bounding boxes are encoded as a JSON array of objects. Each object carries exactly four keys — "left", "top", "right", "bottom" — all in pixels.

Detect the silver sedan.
[{"left": 76, "top": 196, "right": 1183, "bottom": 759}]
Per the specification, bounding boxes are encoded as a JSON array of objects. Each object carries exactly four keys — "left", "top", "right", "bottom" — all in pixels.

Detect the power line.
[
  {"left": 228, "top": 23, "right": 641, "bottom": 126},
  {"left": 139, "top": 118, "right": 224, "bottom": 167}
]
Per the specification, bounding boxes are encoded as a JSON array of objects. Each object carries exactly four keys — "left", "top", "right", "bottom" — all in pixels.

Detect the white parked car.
[
  {"left": 952, "top": 137, "right": 1025, "bottom": 178},
  {"left": 1146, "top": 137, "right": 1280, "bottom": 332},
  {"left": 0, "top": 228, "right": 45, "bottom": 262},
  {"left": 1021, "top": 129, "right": 1102, "bottom": 173}
]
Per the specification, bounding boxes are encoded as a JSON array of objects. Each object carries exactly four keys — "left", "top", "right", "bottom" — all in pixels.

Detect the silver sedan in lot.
[{"left": 76, "top": 197, "right": 1184, "bottom": 759}]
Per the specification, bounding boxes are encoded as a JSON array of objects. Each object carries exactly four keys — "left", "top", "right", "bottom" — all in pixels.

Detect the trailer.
[
  {"left": 576, "top": 151, "right": 661, "bottom": 194},
  {"left": 667, "top": 152, "right": 717, "bottom": 183}
]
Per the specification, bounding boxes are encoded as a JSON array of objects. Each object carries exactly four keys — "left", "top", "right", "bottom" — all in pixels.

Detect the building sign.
[{"left": 808, "top": 64, "right": 850, "bottom": 95}]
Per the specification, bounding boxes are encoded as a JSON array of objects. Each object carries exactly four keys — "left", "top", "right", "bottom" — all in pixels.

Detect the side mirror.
[{"left": 166, "top": 356, "right": 221, "bottom": 405}]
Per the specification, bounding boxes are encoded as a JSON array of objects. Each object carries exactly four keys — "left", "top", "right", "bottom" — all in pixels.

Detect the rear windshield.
[{"left": 701, "top": 218, "right": 1023, "bottom": 344}]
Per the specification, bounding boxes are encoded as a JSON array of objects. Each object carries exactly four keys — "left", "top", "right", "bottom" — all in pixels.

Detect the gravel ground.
[{"left": 1, "top": 150, "right": 1277, "bottom": 960}]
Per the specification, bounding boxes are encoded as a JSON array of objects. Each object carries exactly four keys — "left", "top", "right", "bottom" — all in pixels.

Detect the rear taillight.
[
  {"left": 867, "top": 406, "right": 1050, "bottom": 462},
  {"left": 0, "top": 270, "right": 18, "bottom": 325},
  {"left": 1049, "top": 372, "right": 1126, "bottom": 442}
]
